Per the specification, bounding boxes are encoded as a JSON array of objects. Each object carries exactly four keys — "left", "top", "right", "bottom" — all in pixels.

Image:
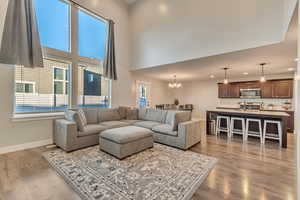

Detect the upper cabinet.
[
  {"left": 261, "top": 82, "right": 273, "bottom": 98},
  {"left": 218, "top": 79, "right": 294, "bottom": 99},
  {"left": 218, "top": 83, "right": 239, "bottom": 98},
  {"left": 272, "top": 80, "right": 293, "bottom": 98}
]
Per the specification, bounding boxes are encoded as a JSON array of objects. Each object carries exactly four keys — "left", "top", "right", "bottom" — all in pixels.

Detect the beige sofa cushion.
[
  {"left": 78, "top": 124, "right": 107, "bottom": 137},
  {"left": 165, "top": 111, "right": 191, "bottom": 131},
  {"left": 83, "top": 109, "right": 98, "bottom": 124},
  {"left": 152, "top": 124, "right": 178, "bottom": 137},
  {"left": 98, "top": 108, "right": 121, "bottom": 122},
  {"left": 138, "top": 109, "right": 147, "bottom": 120},
  {"left": 99, "top": 121, "right": 128, "bottom": 129},
  {"left": 134, "top": 121, "right": 163, "bottom": 129},
  {"left": 120, "top": 120, "right": 141, "bottom": 125},
  {"left": 144, "top": 108, "right": 168, "bottom": 123}
]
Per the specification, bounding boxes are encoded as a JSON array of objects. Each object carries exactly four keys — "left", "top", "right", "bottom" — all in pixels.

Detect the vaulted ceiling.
[{"left": 130, "top": 0, "right": 298, "bottom": 82}]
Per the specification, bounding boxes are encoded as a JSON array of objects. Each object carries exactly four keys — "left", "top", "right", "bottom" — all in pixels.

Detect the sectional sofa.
[{"left": 54, "top": 107, "right": 201, "bottom": 152}]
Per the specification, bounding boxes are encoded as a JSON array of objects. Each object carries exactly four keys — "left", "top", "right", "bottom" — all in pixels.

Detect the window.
[
  {"left": 136, "top": 81, "right": 151, "bottom": 109},
  {"left": 14, "top": 0, "right": 110, "bottom": 114},
  {"left": 53, "top": 67, "right": 69, "bottom": 95},
  {"left": 15, "top": 59, "right": 70, "bottom": 113},
  {"left": 16, "top": 82, "right": 35, "bottom": 94},
  {"left": 78, "top": 9, "right": 108, "bottom": 60},
  {"left": 78, "top": 65, "right": 110, "bottom": 109},
  {"left": 35, "top": 0, "right": 70, "bottom": 52}
]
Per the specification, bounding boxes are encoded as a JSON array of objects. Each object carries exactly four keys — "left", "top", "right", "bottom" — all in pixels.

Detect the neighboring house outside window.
[{"left": 15, "top": 81, "right": 35, "bottom": 94}]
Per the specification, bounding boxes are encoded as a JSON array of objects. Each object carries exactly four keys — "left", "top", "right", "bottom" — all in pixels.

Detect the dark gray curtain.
[
  {"left": 104, "top": 20, "right": 117, "bottom": 80},
  {"left": 0, "top": 0, "right": 43, "bottom": 68}
]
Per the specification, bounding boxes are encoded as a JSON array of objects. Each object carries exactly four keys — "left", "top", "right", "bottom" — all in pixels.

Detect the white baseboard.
[{"left": 0, "top": 139, "right": 53, "bottom": 155}]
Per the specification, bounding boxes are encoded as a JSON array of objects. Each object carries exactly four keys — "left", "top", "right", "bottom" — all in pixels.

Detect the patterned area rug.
[{"left": 43, "top": 144, "right": 217, "bottom": 200}]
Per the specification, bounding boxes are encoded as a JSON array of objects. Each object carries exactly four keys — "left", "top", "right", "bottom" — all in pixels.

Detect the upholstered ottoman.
[{"left": 99, "top": 126, "right": 154, "bottom": 159}]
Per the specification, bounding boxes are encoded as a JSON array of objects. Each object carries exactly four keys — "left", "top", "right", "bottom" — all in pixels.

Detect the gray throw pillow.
[
  {"left": 83, "top": 109, "right": 98, "bottom": 124},
  {"left": 126, "top": 108, "right": 138, "bottom": 120},
  {"left": 98, "top": 108, "right": 121, "bottom": 122},
  {"left": 76, "top": 109, "right": 88, "bottom": 131},
  {"left": 118, "top": 106, "right": 130, "bottom": 119}
]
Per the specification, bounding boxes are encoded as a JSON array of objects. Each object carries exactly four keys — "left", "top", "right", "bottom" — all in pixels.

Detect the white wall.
[
  {"left": 0, "top": 0, "right": 171, "bottom": 150},
  {"left": 296, "top": 3, "right": 300, "bottom": 200},
  {"left": 173, "top": 74, "right": 295, "bottom": 120},
  {"left": 129, "top": 0, "right": 289, "bottom": 69}
]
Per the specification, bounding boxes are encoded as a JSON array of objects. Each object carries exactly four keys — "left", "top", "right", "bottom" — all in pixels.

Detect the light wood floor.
[{"left": 0, "top": 133, "right": 296, "bottom": 200}]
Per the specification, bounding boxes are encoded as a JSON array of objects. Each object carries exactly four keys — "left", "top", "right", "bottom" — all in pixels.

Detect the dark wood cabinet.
[
  {"left": 272, "top": 80, "right": 293, "bottom": 98},
  {"left": 261, "top": 82, "right": 273, "bottom": 98},
  {"left": 229, "top": 83, "right": 240, "bottom": 98},
  {"left": 218, "top": 83, "right": 240, "bottom": 98},
  {"left": 218, "top": 83, "right": 230, "bottom": 98},
  {"left": 218, "top": 79, "right": 293, "bottom": 99}
]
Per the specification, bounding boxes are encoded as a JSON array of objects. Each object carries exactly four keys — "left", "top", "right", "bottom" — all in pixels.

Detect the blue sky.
[{"left": 35, "top": 0, "right": 107, "bottom": 60}]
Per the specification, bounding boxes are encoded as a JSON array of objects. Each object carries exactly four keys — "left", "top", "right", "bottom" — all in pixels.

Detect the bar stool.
[
  {"left": 216, "top": 116, "right": 231, "bottom": 137},
  {"left": 230, "top": 117, "right": 246, "bottom": 141},
  {"left": 245, "top": 118, "right": 263, "bottom": 143},
  {"left": 263, "top": 120, "right": 282, "bottom": 146}
]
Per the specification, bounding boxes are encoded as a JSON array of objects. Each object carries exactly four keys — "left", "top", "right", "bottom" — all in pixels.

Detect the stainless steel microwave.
[{"left": 240, "top": 88, "right": 261, "bottom": 99}]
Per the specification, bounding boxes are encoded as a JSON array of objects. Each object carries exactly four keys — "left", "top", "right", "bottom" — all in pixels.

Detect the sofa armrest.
[
  {"left": 54, "top": 119, "right": 78, "bottom": 152},
  {"left": 178, "top": 120, "right": 201, "bottom": 149}
]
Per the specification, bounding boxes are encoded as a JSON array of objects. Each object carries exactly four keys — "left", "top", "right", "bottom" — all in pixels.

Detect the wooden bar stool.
[
  {"left": 245, "top": 118, "right": 263, "bottom": 143},
  {"left": 216, "top": 116, "right": 231, "bottom": 137},
  {"left": 263, "top": 120, "right": 282, "bottom": 146},
  {"left": 230, "top": 117, "right": 246, "bottom": 141}
]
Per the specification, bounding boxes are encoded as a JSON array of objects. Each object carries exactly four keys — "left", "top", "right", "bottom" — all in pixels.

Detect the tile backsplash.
[{"left": 218, "top": 98, "right": 294, "bottom": 110}]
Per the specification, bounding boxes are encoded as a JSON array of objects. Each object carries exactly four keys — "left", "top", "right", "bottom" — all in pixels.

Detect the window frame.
[
  {"left": 15, "top": 81, "right": 36, "bottom": 94},
  {"left": 53, "top": 66, "right": 69, "bottom": 95},
  {"left": 13, "top": 0, "right": 111, "bottom": 115}
]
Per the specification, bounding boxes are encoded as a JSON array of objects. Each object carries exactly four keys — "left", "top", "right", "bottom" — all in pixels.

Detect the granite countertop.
[
  {"left": 217, "top": 106, "right": 294, "bottom": 112},
  {"left": 208, "top": 109, "right": 290, "bottom": 117}
]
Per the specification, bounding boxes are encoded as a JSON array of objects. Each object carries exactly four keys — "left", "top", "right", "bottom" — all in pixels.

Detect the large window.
[{"left": 14, "top": 0, "right": 110, "bottom": 114}]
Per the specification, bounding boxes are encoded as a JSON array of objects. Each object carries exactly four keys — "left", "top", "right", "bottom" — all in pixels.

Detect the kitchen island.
[{"left": 206, "top": 109, "right": 290, "bottom": 148}]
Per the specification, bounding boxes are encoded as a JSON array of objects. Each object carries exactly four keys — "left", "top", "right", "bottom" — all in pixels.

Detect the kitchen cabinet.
[
  {"left": 218, "top": 79, "right": 293, "bottom": 99},
  {"left": 218, "top": 83, "right": 240, "bottom": 98},
  {"left": 218, "top": 83, "right": 230, "bottom": 98},
  {"left": 261, "top": 82, "right": 273, "bottom": 98},
  {"left": 229, "top": 83, "right": 240, "bottom": 98},
  {"left": 272, "top": 80, "right": 293, "bottom": 98}
]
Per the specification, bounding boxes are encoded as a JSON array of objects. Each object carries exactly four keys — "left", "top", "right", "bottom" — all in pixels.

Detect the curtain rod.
[{"left": 68, "top": 0, "right": 114, "bottom": 23}]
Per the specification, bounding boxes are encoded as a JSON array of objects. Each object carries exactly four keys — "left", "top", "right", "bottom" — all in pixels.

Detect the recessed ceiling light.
[
  {"left": 295, "top": 58, "right": 298, "bottom": 62},
  {"left": 210, "top": 75, "right": 215, "bottom": 78},
  {"left": 243, "top": 72, "right": 249, "bottom": 75},
  {"left": 288, "top": 68, "right": 295, "bottom": 71}
]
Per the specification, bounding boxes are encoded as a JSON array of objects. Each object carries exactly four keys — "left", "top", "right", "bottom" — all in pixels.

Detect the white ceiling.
[{"left": 133, "top": 9, "right": 297, "bottom": 82}]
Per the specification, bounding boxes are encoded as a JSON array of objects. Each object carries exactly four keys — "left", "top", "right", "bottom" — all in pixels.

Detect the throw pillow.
[
  {"left": 76, "top": 109, "right": 88, "bottom": 131},
  {"left": 126, "top": 108, "right": 138, "bottom": 120}
]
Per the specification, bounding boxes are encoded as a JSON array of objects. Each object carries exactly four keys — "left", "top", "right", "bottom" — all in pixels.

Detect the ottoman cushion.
[
  {"left": 99, "top": 126, "right": 154, "bottom": 159},
  {"left": 100, "top": 126, "right": 153, "bottom": 144}
]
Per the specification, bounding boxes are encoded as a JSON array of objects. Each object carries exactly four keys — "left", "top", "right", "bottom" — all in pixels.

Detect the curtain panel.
[
  {"left": 0, "top": 0, "right": 43, "bottom": 68},
  {"left": 104, "top": 20, "right": 117, "bottom": 80}
]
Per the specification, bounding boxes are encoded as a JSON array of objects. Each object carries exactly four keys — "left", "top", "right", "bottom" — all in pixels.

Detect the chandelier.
[{"left": 168, "top": 75, "right": 182, "bottom": 88}]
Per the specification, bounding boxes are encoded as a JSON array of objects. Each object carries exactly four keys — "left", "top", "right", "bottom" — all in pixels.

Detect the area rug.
[{"left": 43, "top": 144, "right": 217, "bottom": 200}]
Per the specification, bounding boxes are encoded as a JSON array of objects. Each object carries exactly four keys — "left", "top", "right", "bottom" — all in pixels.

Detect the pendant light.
[
  {"left": 168, "top": 75, "right": 182, "bottom": 88},
  {"left": 223, "top": 67, "right": 229, "bottom": 84},
  {"left": 260, "top": 63, "right": 267, "bottom": 83}
]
